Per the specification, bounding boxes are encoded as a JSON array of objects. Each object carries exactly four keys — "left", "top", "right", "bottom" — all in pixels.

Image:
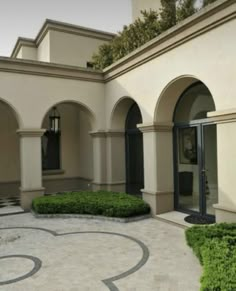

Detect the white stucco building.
[{"left": 0, "top": 0, "right": 236, "bottom": 222}]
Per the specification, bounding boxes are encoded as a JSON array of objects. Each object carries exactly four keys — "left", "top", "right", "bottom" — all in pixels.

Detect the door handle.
[{"left": 201, "top": 169, "right": 208, "bottom": 174}]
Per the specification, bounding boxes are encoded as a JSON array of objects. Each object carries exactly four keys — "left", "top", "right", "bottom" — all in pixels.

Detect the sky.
[{"left": 0, "top": 0, "right": 132, "bottom": 57}]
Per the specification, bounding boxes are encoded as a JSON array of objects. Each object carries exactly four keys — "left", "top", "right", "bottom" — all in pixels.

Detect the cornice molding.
[
  {"left": 214, "top": 203, "right": 236, "bottom": 213},
  {"left": 11, "top": 19, "right": 115, "bottom": 58},
  {"left": 137, "top": 123, "right": 173, "bottom": 133},
  {"left": 207, "top": 108, "right": 236, "bottom": 124},
  {"left": 11, "top": 38, "right": 36, "bottom": 58},
  {"left": 6, "top": 0, "right": 236, "bottom": 84},
  {"left": 0, "top": 57, "right": 104, "bottom": 83},
  {"left": 17, "top": 129, "right": 46, "bottom": 137}
]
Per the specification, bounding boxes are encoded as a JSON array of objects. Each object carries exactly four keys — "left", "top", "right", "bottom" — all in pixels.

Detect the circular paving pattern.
[
  {"left": 0, "top": 255, "right": 42, "bottom": 285},
  {"left": 0, "top": 227, "right": 149, "bottom": 291}
]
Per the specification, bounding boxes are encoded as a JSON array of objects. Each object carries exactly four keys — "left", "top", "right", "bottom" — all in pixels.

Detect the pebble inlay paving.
[
  {"left": 0, "top": 214, "right": 202, "bottom": 290},
  {"left": 0, "top": 255, "right": 42, "bottom": 286},
  {"left": 0, "top": 227, "right": 149, "bottom": 291}
]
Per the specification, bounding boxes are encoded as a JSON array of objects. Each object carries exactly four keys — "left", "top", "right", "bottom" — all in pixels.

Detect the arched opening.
[
  {"left": 41, "top": 102, "right": 94, "bottom": 193},
  {"left": 110, "top": 98, "right": 144, "bottom": 195},
  {"left": 0, "top": 100, "right": 20, "bottom": 204},
  {"left": 173, "top": 82, "right": 218, "bottom": 217},
  {"left": 125, "top": 103, "right": 144, "bottom": 195}
]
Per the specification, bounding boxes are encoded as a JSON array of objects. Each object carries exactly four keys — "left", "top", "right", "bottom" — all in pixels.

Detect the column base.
[
  {"left": 92, "top": 182, "right": 126, "bottom": 192},
  {"left": 20, "top": 187, "right": 45, "bottom": 211},
  {"left": 142, "top": 189, "right": 174, "bottom": 215},
  {"left": 214, "top": 204, "right": 236, "bottom": 223}
]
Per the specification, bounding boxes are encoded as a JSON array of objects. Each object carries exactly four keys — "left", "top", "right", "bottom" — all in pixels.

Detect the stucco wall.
[
  {"left": 0, "top": 73, "right": 105, "bottom": 129},
  {"left": 38, "top": 32, "right": 50, "bottom": 62},
  {"left": 16, "top": 46, "right": 37, "bottom": 61},
  {"left": 105, "top": 18, "right": 236, "bottom": 127},
  {"left": 49, "top": 30, "right": 111, "bottom": 67}
]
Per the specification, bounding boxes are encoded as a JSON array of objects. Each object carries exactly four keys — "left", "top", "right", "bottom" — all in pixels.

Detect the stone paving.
[{"left": 0, "top": 213, "right": 201, "bottom": 291}]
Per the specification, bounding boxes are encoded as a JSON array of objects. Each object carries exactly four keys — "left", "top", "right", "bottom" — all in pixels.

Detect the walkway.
[{"left": 0, "top": 214, "right": 201, "bottom": 291}]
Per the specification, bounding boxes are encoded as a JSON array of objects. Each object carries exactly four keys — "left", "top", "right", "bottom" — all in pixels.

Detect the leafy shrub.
[
  {"left": 32, "top": 191, "right": 150, "bottom": 218},
  {"left": 200, "top": 237, "right": 236, "bottom": 291},
  {"left": 186, "top": 223, "right": 236, "bottom": 262},
  {"left": 185, "top": 223, "right": 236, "bottom": 290}
]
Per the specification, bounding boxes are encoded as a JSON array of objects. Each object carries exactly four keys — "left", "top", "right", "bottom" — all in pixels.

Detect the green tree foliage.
[
  {"left": 159, "top": 0, "right": 176, "bottom": 32},
  {"left": 203, "top": 0, "right": 217, "bottom": 7},
  {"left": 92, "top": 43, "right": 113, "bottom": 70},
  {"left": 92, "top": 10, "right": 160, "bottom": 69},
  {"left": 92, "top": 0, "right": 218, "bottom": 70},
  {"left": 176, "top": 0, "right": 197, "bottom": 22}
]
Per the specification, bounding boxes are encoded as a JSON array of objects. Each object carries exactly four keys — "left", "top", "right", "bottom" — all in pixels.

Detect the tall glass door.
[
  {"left": 175, "top": 125, "right": 200, "bottom": 213},
  {"left": 174, "top": 123, "right": 218, "bottom": 216}
]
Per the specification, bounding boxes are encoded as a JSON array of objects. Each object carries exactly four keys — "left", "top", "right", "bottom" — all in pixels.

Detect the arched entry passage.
[
  {"left": 173, "top": 82, "right": 218, "bottom": 217},
  {"left": 125, "top": 103, "right": 144, "bottom": 195},
  {"left": 110, "top": 98, "right": 144, "bottom": 195},
  {"left": 0, "top": 100, "right": 20, "bottom": 197},
  {"left": 41, "top": 102, "right": 94, "bottom": 193}
]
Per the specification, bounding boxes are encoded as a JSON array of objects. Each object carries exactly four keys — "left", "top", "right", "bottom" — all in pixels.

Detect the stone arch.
[
  {"left": 108, "top": 97, "right": 144, "bottom": 195},
  {"left": 0, "top": 97, "right": 22, "bottom": 128},
  {"left": 41, "top": 100, "right": 96, "bottom": 131},
  {"left": 110, "top": 97, "right": 144, "bottom": 130},
  {"left": 150, "top": 75, "right": 216, "bottom": 215},
  {"left": 0, "top": 98, "right": 21, "bottom": 197},
  {"left": 154, "top": 75, "right": 215, "bottom": 124}
]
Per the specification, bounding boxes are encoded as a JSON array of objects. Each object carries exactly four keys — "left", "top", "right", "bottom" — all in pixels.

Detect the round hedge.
[{"left": 32, "top": 191, "right": 150, "bottom": 218}]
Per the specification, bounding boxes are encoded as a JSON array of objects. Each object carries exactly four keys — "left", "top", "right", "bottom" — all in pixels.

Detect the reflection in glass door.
[
  {"left": 203, "top": 124, "right": 218, "bottom": 215},
  {"left": 175, "top": 125, "right": 200, "bottom": 213}
]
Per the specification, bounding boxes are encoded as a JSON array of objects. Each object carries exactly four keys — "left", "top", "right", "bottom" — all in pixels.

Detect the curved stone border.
[
  {"left": 0, "top": 211, "right": 26, "bottom": 217},
  {"left": 31, "top": 210, "right": 151, "bottom": 223},
  {"left": 0, "top": 227, "right": 149, "bottom": 291},
  {"left": 0, "top": 255, "right": 42, "bottom": 286}
]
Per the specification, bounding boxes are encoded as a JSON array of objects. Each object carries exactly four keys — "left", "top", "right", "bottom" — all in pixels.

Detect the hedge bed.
[
  {"left": 32, "top": 191, "right": 150, "bottom": 218},
  {"left": 185, "top": 223, "right": 236, "bottom": 291}
]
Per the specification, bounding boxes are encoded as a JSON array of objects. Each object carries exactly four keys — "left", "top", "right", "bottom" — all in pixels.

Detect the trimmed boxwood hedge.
[
  {"left": 32, "top": 190, "right": 150, "bottom": 218},
  {"left": 185, "top": 223, "right": 236, "bottom": 291}
]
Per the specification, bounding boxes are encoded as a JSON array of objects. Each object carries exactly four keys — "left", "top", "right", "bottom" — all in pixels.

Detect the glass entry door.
[{"left": 174, "top": 123, "right": 218, "bottom": 216}]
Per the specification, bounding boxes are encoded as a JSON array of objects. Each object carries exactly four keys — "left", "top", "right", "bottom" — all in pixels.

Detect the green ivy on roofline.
[{"left": 92, "top": 0, "right": 217, "bottom": 70}]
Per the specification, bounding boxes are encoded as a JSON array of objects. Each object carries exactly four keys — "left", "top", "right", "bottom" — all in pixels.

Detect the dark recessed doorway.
[{"left": 125, "top": 103, "right": 144, "bottom": 195}]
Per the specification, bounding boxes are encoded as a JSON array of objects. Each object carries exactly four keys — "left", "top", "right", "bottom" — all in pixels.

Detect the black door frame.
[
  {"left": 173, "top": 119, "right": 217, "bottom": 217},
  {"left": 125, "top": 128, "right": 144, "bottom": 194},
  {"left": 125, "top": 103, "right": 144, "bottom": 195}
]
